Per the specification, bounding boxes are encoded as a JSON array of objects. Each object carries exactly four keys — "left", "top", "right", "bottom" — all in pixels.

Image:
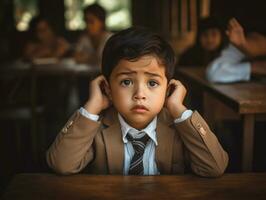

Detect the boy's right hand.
[{"left": 84, "top": 75, "right": 111, "bottom": 115}]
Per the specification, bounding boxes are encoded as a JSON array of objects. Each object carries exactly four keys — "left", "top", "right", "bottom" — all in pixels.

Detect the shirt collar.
[{"left": 118, "top": 114, "right": 158, "bottom": 146}]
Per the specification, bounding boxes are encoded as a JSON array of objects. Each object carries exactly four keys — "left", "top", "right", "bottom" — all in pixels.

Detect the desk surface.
[
  {"left": 2, "top": 173, "right": 266, "bottom": 200},
  {"left": 176, "top": 67, "right": 266, "bottom": 114},
  {"left": 0, "top": 60, "right": 100, "bottom": 77}
]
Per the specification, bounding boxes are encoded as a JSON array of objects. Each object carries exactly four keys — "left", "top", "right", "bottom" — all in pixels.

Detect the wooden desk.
[
  {"left": 2, "top": 173, "right": 266, "bottom": 200},
  {"left": 176, "top": 67, "right": 266, "bottom": 172}
]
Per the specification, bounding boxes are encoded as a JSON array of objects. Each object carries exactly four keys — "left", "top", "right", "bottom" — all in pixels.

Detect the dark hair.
[
  {"left": 194, "top": 16, "right": 227, "bottom": 53},
  {"left": 84, "top": 3, "right": 106, "bottom": 24},
  {"left": 102, "top": 27, "right": 176, "bottom": 81},
  {"left": 198, "top": 17, "right": 224, "bottom": 34},
  {"left": 196, "top": 16, "right": 226, "bottom": 44}
]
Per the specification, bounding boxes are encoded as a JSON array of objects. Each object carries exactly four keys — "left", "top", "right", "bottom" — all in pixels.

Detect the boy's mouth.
[{"left": 131, "top": 105, "right": 149, "bottom": 113}]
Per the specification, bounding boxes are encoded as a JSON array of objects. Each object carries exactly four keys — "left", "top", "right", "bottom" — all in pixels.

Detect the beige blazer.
[{"left": 46, "top": 107, "right": 228, "bottom": 177}]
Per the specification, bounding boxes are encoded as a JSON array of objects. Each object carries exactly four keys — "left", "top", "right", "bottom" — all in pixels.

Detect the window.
[
  {"left": 14, "top": 0, "right": 38, "bottom": 31},
  {"left": 64, "top": 0, "right": 132, "bottom": 31}
]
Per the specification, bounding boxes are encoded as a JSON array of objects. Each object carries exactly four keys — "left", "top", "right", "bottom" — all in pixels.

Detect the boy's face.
[{"left": 108, "top": 55, "right": 168, "bottom": 130}]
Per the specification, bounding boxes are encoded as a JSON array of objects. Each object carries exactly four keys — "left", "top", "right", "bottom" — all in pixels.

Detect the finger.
[
  {"left": 232, "top": 18, "right": 242, "bottom": 28},
  {"left": 232, "top": 18, "right": 243, "bottom": 31},
  {"left": 167, "top": 79, "right": 186, "bottom": 96},
  {"left": 227, "top": 18, "right": 235, "bottom": 30},
  {"left": 168, "top": 79, "right": 183, "bottom": 87},
  {"left": 94, "top": 75, "right": 106, "bottom": 87},
  {"left": 102, "top": 76, "right": 109, "bottom": 88}
]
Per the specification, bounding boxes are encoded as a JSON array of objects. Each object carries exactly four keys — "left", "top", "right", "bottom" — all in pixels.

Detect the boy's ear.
[
  {"left": 166, "top": 82, "right": 175, "bottom": 97},
  {"left": 103, "top": 80, "right": 112, "bottom": 101}
]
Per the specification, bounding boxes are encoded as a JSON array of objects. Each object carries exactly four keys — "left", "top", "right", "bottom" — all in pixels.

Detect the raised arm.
[
  {"left": 227, "top": 18, "right": 266, "bottom": 57},
  {"left": 46, "top": 75, "right": 111, "bottom": 174}
]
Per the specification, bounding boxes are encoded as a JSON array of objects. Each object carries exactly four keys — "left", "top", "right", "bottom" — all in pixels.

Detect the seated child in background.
[
  {"left": 74, "top": 3, "right": 112, "bottom": 66},
  {"left": 178, "top": 16, "right": 227, "bottom": 67},
  {"left": 73, "top": 3, "right": 112, "bottom": 105},
  {"left": 47, "top": 27, "right": 228, "bottom": 177},
  {"left": 23, "top": 15, "right": 69, "bottom": 61},
  {"left": 206, "top": 18, "right": 266, "bottom": 83}
]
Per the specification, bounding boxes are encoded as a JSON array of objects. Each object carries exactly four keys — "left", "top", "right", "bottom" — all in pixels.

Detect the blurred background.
[{"left": 1, "top": 0, "right": 266, "bottom": 195}]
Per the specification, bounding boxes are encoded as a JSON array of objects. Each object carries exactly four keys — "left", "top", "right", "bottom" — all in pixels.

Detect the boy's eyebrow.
[
  {"left": 116, "top": 71, "right": 137, "bottom": 76},
  {"left": 144, "top": 72, "right": 163, "bottom": 78},
  {"left": 116, "top": 70, "right": 163, "bottom": 79}
]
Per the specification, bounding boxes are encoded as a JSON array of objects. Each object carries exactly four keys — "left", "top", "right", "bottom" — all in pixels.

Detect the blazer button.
[
  {"left": 67, "top": 120, "right": 73, "bottom": 128},
  {"left": 199, "top": 127, "right": 207, "bottom": 136},
  {"left": 62, "top": 127, "right": 68, "bottom": 134}
]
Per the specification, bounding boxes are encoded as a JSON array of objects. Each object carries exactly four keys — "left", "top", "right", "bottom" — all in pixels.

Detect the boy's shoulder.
[
  {"left": 100, "top": 107, "right": 119, "bottom": 126},
  {"left": 157, "top": 108, "right": 175, "bottom": 125}
]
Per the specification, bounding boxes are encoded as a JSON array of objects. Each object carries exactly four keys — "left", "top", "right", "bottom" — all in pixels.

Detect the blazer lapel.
[
  {"left": 102, "top": 109, "right": 124, "bottom": 174},
  {"left": 155, "top": 121, "right": 175, "bottom": 174}
]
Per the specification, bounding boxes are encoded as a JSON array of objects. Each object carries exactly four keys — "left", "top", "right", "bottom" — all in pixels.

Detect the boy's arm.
[
  {"left": 47, "top": 75, "right": 111, "bottom": 174},
  {"left": 46, "top": 111, "right": 101, "bottom": 174},
  {"left": 174, "top": 111, "right": 228, "bottom": 177},
  {"left": 165, "top": 80, "right": 228, "bottom": 177}
]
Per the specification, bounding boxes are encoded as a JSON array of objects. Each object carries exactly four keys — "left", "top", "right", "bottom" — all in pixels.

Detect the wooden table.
[
  {"left": 2, "top": 173, "right": 266, "bottom": 200},
  {"left": 176, "top": 67, "right": 266, "bottom": 172}
]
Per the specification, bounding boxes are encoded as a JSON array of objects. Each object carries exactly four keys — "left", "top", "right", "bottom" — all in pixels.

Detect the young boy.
[{"left": 47, "top": 27, "right": 228, "bottom": 177}]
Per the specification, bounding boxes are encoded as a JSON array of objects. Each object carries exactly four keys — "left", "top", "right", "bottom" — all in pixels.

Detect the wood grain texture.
[{"left": 2, "top": 173, "right": 266, "bottom": 200}]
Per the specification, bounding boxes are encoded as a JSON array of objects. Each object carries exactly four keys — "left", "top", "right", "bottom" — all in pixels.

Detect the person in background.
[
  {"left": 206, "top": 18, "right": 266, "bottom": 83},
  {"left": 23, "top": 16, "right": 71, "bottom": 143},
  {"left": 74, "top": 3, "right": 112, "bottom": 105},
  {"left": 74, "top": 3, "right": 112, "bottom": 67},
  {"left": 178, "top": 16, "right": 227, "bottom": 67},
  {"left": 23, "top": 15, "right": 69, "bottom": 61},
  {"left": 176, "top": 17, "right": 227, "bottom": 113}
]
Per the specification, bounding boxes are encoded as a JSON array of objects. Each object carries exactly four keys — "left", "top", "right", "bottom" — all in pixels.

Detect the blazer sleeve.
[
  {"left": 175, "top": 111, "right": 229, "bottom": 177},
  {"left": 46, "top": 111, "right": 101, "bottom": 174}
]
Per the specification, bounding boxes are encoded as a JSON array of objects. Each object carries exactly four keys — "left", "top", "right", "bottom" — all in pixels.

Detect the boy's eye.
[
  {"left": 120, "top": 79, "right": 132, "bottom": 86},
  {"left": 148, "top": 80, "right": 159, "bottom": 87}
]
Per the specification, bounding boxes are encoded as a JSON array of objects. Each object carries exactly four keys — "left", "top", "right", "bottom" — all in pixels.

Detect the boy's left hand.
[{"left": 165, "top": 79, "right": 187, "bottom": 119}]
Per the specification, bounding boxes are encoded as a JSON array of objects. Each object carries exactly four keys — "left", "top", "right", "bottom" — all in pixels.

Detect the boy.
[{"left": 47, "top": 27, "right": 228, "bottom": 176}]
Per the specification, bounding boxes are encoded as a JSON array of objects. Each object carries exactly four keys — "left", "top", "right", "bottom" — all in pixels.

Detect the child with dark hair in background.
[
  {"left": 178, "top": 16, "right": 227, "bottom": 67},
  {"left": 74, "top": 3, "right": 112, "bottom": 105},
  {"left": 207, "top": 18, "right": 266, "bottom": 83},
  {"left": 74, "top": 3, "right": 112, "bottom": 66},
  {"left": 24, "top": 15, "right": 69, "bottom": 61},
  {"left": 47, "top": 27, "right": 228, "bottom": 177}
]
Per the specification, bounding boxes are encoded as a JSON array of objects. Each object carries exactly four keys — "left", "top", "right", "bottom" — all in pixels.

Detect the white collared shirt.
[
  {"left": 79, "top": 107, "right": 193, "bottom": 175},
  {"left": 206, "top": 44, "right": 251, "bottom": 83},
  {"left": 118, "top": 114, "right": 159, "bottom": 175}
]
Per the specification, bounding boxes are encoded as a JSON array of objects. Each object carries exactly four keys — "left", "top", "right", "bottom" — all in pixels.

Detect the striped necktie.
[{"left": 126, "top": 132, "right": 150, "bottom": 175}]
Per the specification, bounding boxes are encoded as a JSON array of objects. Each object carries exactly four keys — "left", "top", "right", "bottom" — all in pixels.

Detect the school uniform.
[{"left": 46, "top": 107, "right": 228, "bottom": 177}]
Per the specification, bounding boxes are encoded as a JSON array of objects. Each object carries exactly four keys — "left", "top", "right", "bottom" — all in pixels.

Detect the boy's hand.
[
  {"left": 84, "top": 75, "right": 111, "bottom": 115},
  {"left": 226, "top": 18, "right": 247, "bottom": 49},
  {"left": 165, "top": 79, "right": 187, "bottom": 119}
]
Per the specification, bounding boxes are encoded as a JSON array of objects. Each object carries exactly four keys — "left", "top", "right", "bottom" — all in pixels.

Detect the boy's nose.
[{"left": 133, "top": 86, "right": 146, "bottom": 101}]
